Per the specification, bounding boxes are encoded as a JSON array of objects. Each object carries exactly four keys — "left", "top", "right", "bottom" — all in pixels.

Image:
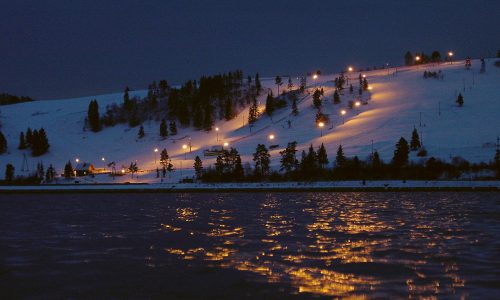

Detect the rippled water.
[{"left": 1, "top": 192, "right": 499, "bottom": 299}]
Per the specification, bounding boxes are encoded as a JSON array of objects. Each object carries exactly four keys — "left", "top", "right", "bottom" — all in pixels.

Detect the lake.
[{"left": 1, "top": 192, "right": 499, "bottom": 299}]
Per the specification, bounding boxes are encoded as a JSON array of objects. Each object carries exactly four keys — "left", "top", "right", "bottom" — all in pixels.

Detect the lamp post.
[
  {"left": 269, "top": 134, "right": 275, "bottom": 141},
  {"left": 223, "top": 142, "right": 229, "bottom": 150},
  {"left": 318, "top": 122, "right": 324, "bottom": 137},
  {"left": 215, "top": 127, "right": 219, "bottom": 142},
  {"left": 341, "top": 110, "right": 346, "bottom": 124},
  {"left": 448, "top": 51, "right": 454, "bottom": 64},
  {"left": 154, "top": 148, "right": 158, "bottom": 165},
  {"left": 182, "top": 144, "right": 187, "bottom": 160},
  {"left": 75, "top": 158, "right": 80, "bottom": 163},
  {"left": 313, "top": 74, "right": 318, "bottom": 88}
]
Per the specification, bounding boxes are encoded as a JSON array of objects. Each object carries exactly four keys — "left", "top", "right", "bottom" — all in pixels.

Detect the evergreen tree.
[
  {"left": 215, "top": 155, "right": 224, "bottom": 176},
  {"left": 32, "top": 128, "right": 49, "bottom": 156},
  {"left": 194, "top": 156, "right": 203, "bottom": 179},
  {"left": 410, "top": 127, "right": 421, "bottom": 151},
  {"left": 333, "top": 90, "right": 340, "bottom": 104},
  {"left": 393, "top": 137, "right": 410, "bottom": 167},
  {"left": 494, "top": 148, "right": 500, "bottom": 179},
  {"left": 313, "top": 89, "right": 322, "bottom": 109},
  {"left": 317, "top": 143, "right": 329, "bottom": 168},
  {"left": 123, "top": 86, "right": 131, "bottom": 110},
  {"left": 64, "top": 161, "right": 74, "bottom": 178},
  {"left": 255, "top": 73, "right": 262, "bottom": 92},
  {"left": 36, "top": 162, "right": 44, "bottom": 180},
  {"left": 265, "top": 92, "right": 275, "bottom": 116},
  {"left": 87, "top": 100, "right": 101, "bottom": 132},
  {"left": 275, "top": 76, "right": 283, "bottom": 95},
  {"left": 19, "top": 132, "right": 27, "bottom": 149},
  {"left": 202, "top": 104, "right": 214, "bottom": 131},
  {"left": 253, "top": 144, "right": 270, "bottom": 177},
  {"left": 160, "top": 119, "right": 168, "bottom": 138},
  {"left": 456, "top": 93, "right": 464, "bottom": 107},
  {"left": 291, "top": 96, "right": 299, "bottom": 116},
  {"left": 300, "top": 77, "right": 306, "bottom": 92},
  {"left": 160, "top": 148, "right": 173, "bottom": 172},
  {"left": 224, "top": 97, "right": 234, "bottom": 120},
  {"left": 404, "top": 51, "right": 413, "bottom": 66},
  {"left": 371, "top": 151, "right": 383, "bottom": 177},
  {"left": 0, "top": 131, "right": 7, "bottom": 154},
  {"left": 279, "top": 141, "right": 298, "bottom": 174},
  {"left": 287, "top": 77, "right": 294, "bottom": 90},
  {"left": 5, "top": 163, "right": 14, "bottom": 182},
  {"left": 301, "top": 144, "right": 319, "bottom": 177},
  {"left": 248, "top": 97, "right": 259, "bottom": 124},
  {"left": 26, "top": 127, "right": 33, "bottom": 146},
  {"left": 169, "top": 121, "right": 178, "bottom": 135},
  {"left": 233, "top": 151, "right": 244, "bottom": 180},
  {"left": 431, "top": 51, "right": 441, "bottom": 62},
  {"left": 349, "top": 84, "right": 353, "bottom": 94},
  {"left": 336, "top": 145, "right": 346, "bottom": 168},
  {"left": 45, "top": 164, "right": 56, "bottom": 182},
  {"left": 362, "top": 78, "right": 369, "bottom": 91},
  {"left": 138, "top": 125, "right": 145, "bottom": 139}
]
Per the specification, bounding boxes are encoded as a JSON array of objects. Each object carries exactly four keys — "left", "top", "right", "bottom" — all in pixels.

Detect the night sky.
[{"left": 1, "top": 0, "right": 499, "bottom": 99}]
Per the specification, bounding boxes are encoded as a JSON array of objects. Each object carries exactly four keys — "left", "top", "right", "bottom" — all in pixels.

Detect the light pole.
[
  {"left": 182, "top": 144, "right": 187, "bottom": 160},
  {"left": 448, "top": 51, "right": 454, "bottom": 64},
  {"left": 269, "top": 134, "right": 275, "bottom": 141},
  {"left": 215, "top": 127, "right": 219, "bottom": 142},
  {"left": 341, "top": 110, "right": 346, "bottom": 124},
  {"left": 75, "top": 158, "right": 80, "bottom": 164},
  {"left": 154, "top": 148, "right": 158, "bottom": 165},
  {"left": 223, "top": 142, "right": 229, "bottom": 150},
  {"left": 318, "top": 122, "right": 324, "bottom": 137},
  {"left": 313, "top": 74, "right": 318, "bottom": 88}
]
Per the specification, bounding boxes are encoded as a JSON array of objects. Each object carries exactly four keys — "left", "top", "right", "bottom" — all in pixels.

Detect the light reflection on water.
[
  {"left": 1, "top": 192, "right": 498, "bottom": 299},
  {"left": 156, "top": 192, "right": 499, "bottom": 298}
]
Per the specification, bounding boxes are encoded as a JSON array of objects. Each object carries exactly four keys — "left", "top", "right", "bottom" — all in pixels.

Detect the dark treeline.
[
  {"left": 404, "top": 50, "right": 446, "bottom": 66},
  {"left": 199, "top": 138, "right": 500, "bottom": 183},
  {"left": 97, "top": 70, "right": 261, "bottom": 131},
  {"left": 0, "top": 93, "right": 33, "bottom": 106}
]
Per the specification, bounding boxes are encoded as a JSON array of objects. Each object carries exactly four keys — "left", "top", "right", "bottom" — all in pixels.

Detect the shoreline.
[{"left": 1, "top": 180, "right": 499, "bottom": 193}]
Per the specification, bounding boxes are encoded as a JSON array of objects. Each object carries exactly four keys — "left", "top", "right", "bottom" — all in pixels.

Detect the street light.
[
  {"left": 355, "top": 101, "right": 361, "bottom": 107},
  {"left": 318, "top": 122, "right": 325, "bottom": 137},
  {"left": 341, "top": 109, "right": 347, "bottom": 124},
  {"left": 75, "top": 158, "right": 80, "bottom": 163},
  {"left": 415, "top": 56, "right": 421, "bottom": 65},
  {"left": 154, "top": 148, "right": 158, "bottom": 165},
  {"left": 215, "top": 127, "right": 219, "bottom": 142},
  {"left": 448, "top": 51, "right": 454, "bottom": 64},
  {"left": 182, "top": 144, "right": 187, "bottom": 159},
  {"left": 223, "top": 142, "right": 229, "bottom": 149},
  {"left": 348, "top": 66, "right": 353, "bottom": 72},
  {"left": 269, "top": 134, "right": 275, "bottom": 140},
  {"left": 367, "top": 86, "right": 373, "bottom": 91}
]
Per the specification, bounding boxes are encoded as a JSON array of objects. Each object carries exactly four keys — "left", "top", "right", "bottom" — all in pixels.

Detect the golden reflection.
[{"left": 176, "top": 207, "right": 198, "bottom": 222}]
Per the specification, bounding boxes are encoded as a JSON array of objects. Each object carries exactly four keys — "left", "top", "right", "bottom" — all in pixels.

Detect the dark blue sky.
[{"left": 1, "top": 0, "right": 499, "bottom": 99}]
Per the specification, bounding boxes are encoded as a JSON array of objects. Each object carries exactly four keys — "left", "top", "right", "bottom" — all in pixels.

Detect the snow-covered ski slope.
[{"left": 1, "top": 58, "right": 499, "bottom": 181}]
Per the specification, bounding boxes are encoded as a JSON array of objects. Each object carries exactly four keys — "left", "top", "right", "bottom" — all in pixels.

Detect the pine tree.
[
  {"left": 275, "top": 76, "right": 283, "bottom": 95},
  {"left": 313, "top": 89, "right": 322, "bottom": 109},
  {"left": 160, "top": 119, "right": 168, "bottom": 138},
  {"left": 169, "top": 121, "right": 177, "bottom": 135},
  {"left": 194, "top": 156, "right": 203, "bottom": 179},
  {"left": 291, "top": 96, "right": 299, "bottom": 116},
  {"left": 45, "top": 164, "right": 56, "bottom": 182},
  {"left": 265, "top": 92, "right": 275, "bottom": 116},
  {"left": 302, "top": 144, "right": 319, "bottom": 176},
  {"left": 253, "top": 144, "right": 270, "bottom": 177},
  {"left": 287, "top": 77, "right": 294, "bottom": 90},
  {"left": 404, "top": 51, "right": 413, "bottom": 66},
  {"left": 64, "top": 161, "right": 74, "bottom": 178},
  {"left": 160, "top": 148, "right": 171, "bottom": 168},
  {"left": 255, "top": 73, "right": 262, "bottom": 92},
  {"left": 279, "top": 141, "right": 298, "bottom": 174},
  {"left": 32, "top": 128, "right": 49, "bottom": 156},
  {"left": 5, "top": 163, "right": 14, "bottom": 182},
  {"left": 393, "top": 137, "right": 410, "bottom": 167},
  {"left": 456, "top": 93, "right": 464, "bottom": 107},
  {"left": 26, "top": 128, "right": 33, "bottom": 147},
  {"left": 333, "top": 90, "right": 340, "bottom": 104},
  {"left": 317, "top": 143, "right": 329, "bottom": 168},
  {"left": 19, "top": 132, "right": 27, "bottom": 149},
  {"left": 248, "top": 97, "right": 259, "bottom": 124},
  {"left": 335, "top": 145, "right": 346, "bottom": 168},
  {"left": 0, "top": 131, "right": 7, "bottom": 154},
  {"left": 410, "top": 127, "right": 421, "bottom": 151},
  {"left": 138, "top": 125, "right": 145, "bottom": 139},
  {"left": 363, "top": 78, "right": 369, "bottom": 91},
  {"left": 87, "top": 100, "right": 101, "bottom": 132},
  {"left": 123, "top": 86, "right": 131, "bottom": 110},
  {"left": 300, "top": 77, "right": 306, "bottom": 92},
  {"left": 233, "top": 152, "right": 244, "bottom": 180},
  {"left": 36, "top": 162, "right": 44, "bottom": 181}
]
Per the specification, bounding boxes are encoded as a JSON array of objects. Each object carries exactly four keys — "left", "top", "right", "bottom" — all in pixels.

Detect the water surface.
[{"left": 1, "top": 192, "right": 499, "bottom": 299}]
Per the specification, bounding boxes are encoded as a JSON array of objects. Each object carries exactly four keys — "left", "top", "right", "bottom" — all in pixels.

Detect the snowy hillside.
[{"left": 1, "top": 58, "right": 499, "bottom": 182}]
